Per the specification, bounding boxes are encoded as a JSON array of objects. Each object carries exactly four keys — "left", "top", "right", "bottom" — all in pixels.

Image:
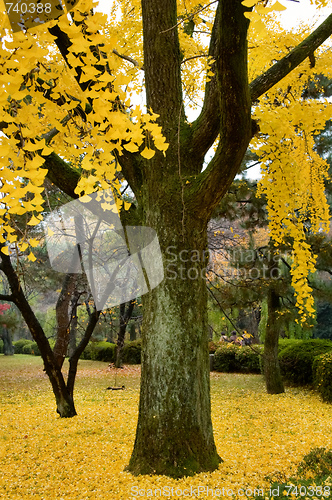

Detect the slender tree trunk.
[
  {"left": 0, "top": 252, "right": 77, "bottom": 416},
  {"left": 115, "top": 299, "right": 135, "bottom": 368},
  {"left": 54, "top": 272, "right": 77, "bottom": 368},
  {"left": 129, "top": 322, "right": 136, "bottom": 341},
  {"left": 128, "top": 209, "right": 221, "bottom": 477},
  {"left": 67, "top": 308, "right": 100, "bottom": 397},
  {"left": 264, "top": 279, "right": 284, "bottom": 394},
  {"left": 68, "top": 290, "right": 79, "bottom": 359}
]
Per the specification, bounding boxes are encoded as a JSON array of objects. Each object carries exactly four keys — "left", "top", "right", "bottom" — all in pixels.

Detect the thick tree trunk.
[
  {"left": 128, "top": 209, "right": 221, "bottom": 477},
  {"left": 264, "top": 287, "right": 285, "bottom": 394},
  {"left": 2, "top": 327, "right": 14, "bottom": 355}
]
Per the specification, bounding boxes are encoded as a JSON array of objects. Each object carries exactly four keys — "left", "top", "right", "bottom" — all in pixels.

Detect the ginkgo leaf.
[
  {"left": 1, "top": 246, "right": 9, "bottom": 255},
  {"left": 140, "top": 147, "right": 155, "bottom": 159},
  {"left": 242, "top": 0, "right": 258, "bottom": 6},
  {"left": 27, "top": 215, "right": 42, "bottom": 226},
  {"left": 272, "top": 1, "right": 287, "bottom": 11},
  {"left": 25, "top": 140, "right": 45, "bottom": 152},
  {"left": 41, "top": 145, "right": 54, "bottom": 156},
  {"left": 29, "top": 238, "right": 39, "bottom": 247},
  {"left": 28, "top": 252, "right": 36, "bottom": 262},
  {"left": 19, "top": 242, "right": 28, "bottom": 252},
  {"left": 123, "top": 142, "right": 139, "bottom": 153},
  {"left": 27, "top": 156, "right": 45, "bottom": 170}
]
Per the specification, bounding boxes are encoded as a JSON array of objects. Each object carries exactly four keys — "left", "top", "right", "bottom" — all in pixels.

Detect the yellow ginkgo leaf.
[
  {"left": 124, "top": 142, "right": 139, "bottom": 153},
  {"left": 29, "top": 238, "right": 39, "bottom": 248},
  {"left": 19, "top": 242, "right": 28, "bottom": 252},
  {"left": 27, "top": 215, "right": 42, "bottom": 226},
  {"left": 272, "top": 0, "right": 287, "bottom": 11},
  {"left": 41, "top": 145, "right": 54, "bottom": 156},
  {"left": 28, "top": 252, "right": 36, "bottom": 262},
  {"left": 141, "top": 147, "right": 155, "bottom": 159},
  {"left": 1, "top": 246, "right": 9, "bottom": 255},
  {"left": 242, "top": 0, "right": 258, "bottom": 6}
]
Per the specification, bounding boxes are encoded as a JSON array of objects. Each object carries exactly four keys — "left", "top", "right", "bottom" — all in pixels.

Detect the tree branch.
[
  {"left": 112, "top": 49, "right": 141, "bottom": 68},
  {"left": 188, "top": 2, "right": 222, "bottom": 165},
  {"left": 0, "top": 293, "right": 15, "bottom": 302},
  {"left": 186, "top": 0, "right": 252, "bottom": 218},
  {"left": 44, "top": 153, "right": 80, "bottom": 199},
  {"left": 142, "top": 0, "right": 183, "bottom": 134},
  {"left": 250, "top": 13, "right": 332, "bottom": 102}
]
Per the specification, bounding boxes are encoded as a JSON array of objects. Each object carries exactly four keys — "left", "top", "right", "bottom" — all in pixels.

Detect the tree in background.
[
  {"left": 0, "top": 0, "right": 332, "bottom": 477},
  {"left": 0, "top": 303, "right": 13, "bottom": 355}
]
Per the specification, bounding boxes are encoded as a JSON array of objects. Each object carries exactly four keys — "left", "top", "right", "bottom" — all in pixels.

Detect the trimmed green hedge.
[
  {"left": 9, "top": 338, "right": 142, "bottom": 364},
  {"left": 260, "top": 338, "right": 303, "bottom": 374},
  {"left": 12, "top": 339, "right": 41, "bottom": 356},
  {"left": 214, "top": 344, "right": 262, "bottom": 373},
  {"left": 122, "top": 339, "right": 141, "bottom": 364},
  {"left": 81, "top": 340, "right": 142, "bottom": 364},
  {"left": 279, "top": 339, "right": 332, "bottom": 385},
  {"left": 13, "top": 339, "right": 33, "bottom": 354},
  {"left": 313, "top": 352, "right": 332, "bottom": 403},
  {"left": 90, "top": 341, "right": 116, "bottom": 362}
]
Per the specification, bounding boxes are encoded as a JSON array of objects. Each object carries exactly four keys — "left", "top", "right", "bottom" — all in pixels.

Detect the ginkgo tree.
[{"left": 0, "top": 0, "right": 332, "bottom": 478}]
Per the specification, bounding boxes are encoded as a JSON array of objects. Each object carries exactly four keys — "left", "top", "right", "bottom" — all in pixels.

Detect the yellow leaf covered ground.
[{"left": 1, "top": 356, "right": 332, "bottom": 499}]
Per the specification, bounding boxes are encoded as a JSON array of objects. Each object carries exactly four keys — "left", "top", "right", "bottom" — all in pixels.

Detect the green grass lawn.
[{"left": 1, "top": 355, "right": 332, "bottom": 499}]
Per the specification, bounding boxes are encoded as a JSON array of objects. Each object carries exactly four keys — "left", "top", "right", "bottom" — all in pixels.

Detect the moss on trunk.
[{"left": 127, "top": 204, "right": 221, "bottom": 477}]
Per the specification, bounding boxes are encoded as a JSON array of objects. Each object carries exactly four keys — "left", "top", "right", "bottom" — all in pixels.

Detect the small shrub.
[
  {"left": 122, "top": 339, "right": 142, "bottom": 364},
  {"left": 260, "top": 339, "right": 302, "bottom": 374},
  {"left": 22, "top": 342, "right": 34, "bottom": 355},
  {"left": 80, "top": 343, "right": 93, "bottom": 360},
  {"left": 13, "top": 338, "right": 34, "bottom": 354},
  {"left": 214, "top": 344, "right": 239, "bottom": 372},
  {"left": 278, "top": 338, "right": 302, "bottom": 354},
  {"left": 30, "top": 341, "right": 40, "bottom": 356},
  {"left": 92, "top": 342, "right": 116, "bottom": 362},
  {"left": 313, "top": 352, "right": 332, "bottom": 403},
  {"left": 0, "top": 339, "right": 3, "bottom": 353},
  {"left": 279, "top": 339, "right": 332, "bottom": 385},
  {"left": 213, "top": 344, "right": 261, "bottom": 373},
  {"left": 297, "top": 447, "right": 332, "bottom": 478},
  {"left": 235, "top": 345, "right": 262, "bottom": 373}
]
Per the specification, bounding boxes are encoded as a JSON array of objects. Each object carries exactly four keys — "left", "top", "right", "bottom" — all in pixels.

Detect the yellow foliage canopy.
[{"left": 0, "top": 0, "right": 331, "bottom": 320}]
